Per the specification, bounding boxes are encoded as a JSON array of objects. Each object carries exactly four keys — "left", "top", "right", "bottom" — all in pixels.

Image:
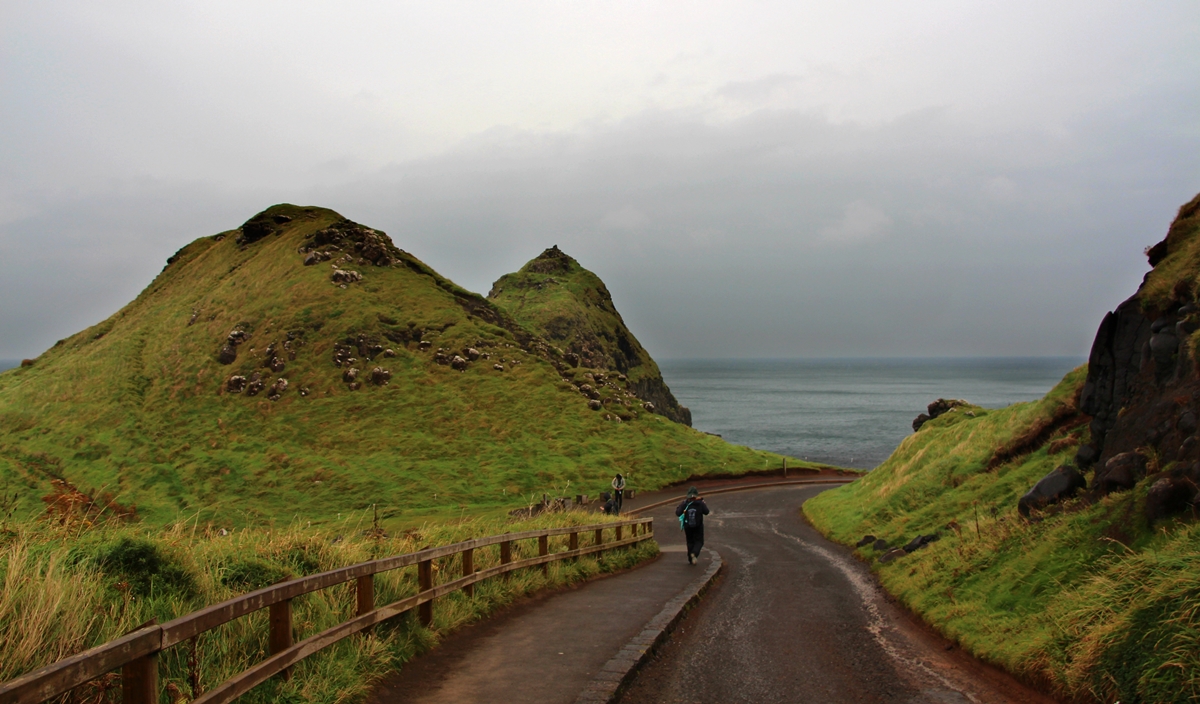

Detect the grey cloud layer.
[
  {"left": 2, "top": 1, "right": 1198, "bottom": 360},
  {"left": 3, "top": 98, "right": 1195, "bottom": 359}
]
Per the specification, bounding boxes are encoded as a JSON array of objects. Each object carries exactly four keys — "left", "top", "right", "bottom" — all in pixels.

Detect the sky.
[{"left": 1, "top": 1, "right": 1198, "bottom": 361}]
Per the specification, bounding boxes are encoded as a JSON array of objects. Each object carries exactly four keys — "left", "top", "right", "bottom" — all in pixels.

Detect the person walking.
[
  {"left": 675, "top": 487, "right": 710, "bottom": 565},
  {"left": 611, "top": 473, "right": 626, "bottom": 514}
]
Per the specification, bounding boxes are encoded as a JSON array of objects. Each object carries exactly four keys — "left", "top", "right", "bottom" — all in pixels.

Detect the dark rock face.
[
  {"left": 218, "top": 344, "right": 238, "bottom": 365},
  {"left": 1018, "top": 465, "right": 1088, "bottom": 517},
  {"left": 217, "top": 328, "right": 250, "bottom": 364},
  {"left": 903, "top": 534, "right": 939, "bottom": 553},
  {"left": 629, "top": 376, "right": 692, "bottom": 426},
  {"left": 331, "top": 269, "right": 362, "bottom": 284},
  {"left": 1145, "top": 473, "right": 1199, "bottom": 524},
  {"left": 238, "top": 210, "right": 293, "bottom": 244},
  {"left": 301, "top": 219, "right": 402, "bottom": 268},
  {"left": 1094, "top": 452, "right": 1147, "bottom": 494},
  {"left": 912, "top": 398, "right": 968, "bottom": 432},
  {"left": 525, "top": 245, "right": 573, "bottom": 274},
  {"left": 855, "top": 535, "right": 877, "bottom": 548},
  {"left": 267, "top": 378, "right": 288, "bottom": 401},
  {"left": 872, "top": 538, "right": 889, "bottom": 551}
]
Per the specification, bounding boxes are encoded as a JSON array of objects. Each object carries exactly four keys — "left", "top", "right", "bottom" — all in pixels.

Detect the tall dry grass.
[{"left": 0, "top": 509, "right": 656, "bottom": 703}]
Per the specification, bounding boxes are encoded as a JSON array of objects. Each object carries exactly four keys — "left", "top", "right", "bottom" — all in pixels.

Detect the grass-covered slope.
[
  {"left": 804, "top": 367, "right": 1200, "bottom": 703},
  {"left": 488, "top": 246, "right": 692, "bottom": 425},
  {"left": 0, "top": 205, "right": 789, "bottom": 527}
]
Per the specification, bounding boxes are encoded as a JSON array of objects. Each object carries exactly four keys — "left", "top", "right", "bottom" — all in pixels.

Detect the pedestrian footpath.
[{"left": 366, "top": 504, "right": 709, "bottom": 704}]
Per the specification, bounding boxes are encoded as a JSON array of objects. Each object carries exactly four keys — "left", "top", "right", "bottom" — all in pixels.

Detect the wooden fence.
[{"left": 0, "top": 517, "right": 654, "bottom": 704}]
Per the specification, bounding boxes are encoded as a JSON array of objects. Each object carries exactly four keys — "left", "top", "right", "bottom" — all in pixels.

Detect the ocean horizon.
[
  {"left": 659, "top": 356, "right": 1085, "bottom": 470},
  {"left": 1, "top": 355, "right": 1084, "bottom": 470}
]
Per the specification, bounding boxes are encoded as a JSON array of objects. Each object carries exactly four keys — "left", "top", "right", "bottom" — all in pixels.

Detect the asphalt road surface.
[{"left": 621, "top": 484, "right": 1058, "bottom": 704}]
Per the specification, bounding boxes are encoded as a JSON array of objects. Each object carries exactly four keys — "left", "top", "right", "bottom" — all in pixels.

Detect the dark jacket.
[{"left": 675, "top": 498, "right": 710, "bottom": 529}]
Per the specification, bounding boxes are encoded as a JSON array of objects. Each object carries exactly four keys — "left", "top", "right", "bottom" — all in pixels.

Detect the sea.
[
  {"left": 659, "top": 357, "right": 1085, "bottom": 470},
  {"left": 0, "top": 356, "right": 1082, "bottom": 470}
]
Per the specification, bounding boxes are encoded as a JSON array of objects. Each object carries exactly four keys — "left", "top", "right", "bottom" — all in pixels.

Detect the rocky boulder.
[
  {"left": 1094, "top": 451, "right": 1147, "bottom": 494},
  {"left": 369, "top": 367, "right": 391, "bottom": 385},
  {"left": 226, "top": 375, "right": 247, "bottom": 393},
  {"left": 331, "top": 269, "right": 362, "bottom": 285},
  {"left": 217, "top": 329, "right": 249, "bottom": 365},
  {"left": 450, "top": 355, "right": 468, "bottom": 371},
  {"left": 1145, "top": 473, "right": 1199, "bottom": 524},
  {"left": 267, "top": 378, "right": 288, "bottom": 401},
  {"left": 1018, "top": 465, "right": 1088, "bottom": 517},
  {"left": 903, "top": 534, "right": 939, "bottom": 553},
  {"left": 913, "top": 398, "right": 969, "bottom": 431}
]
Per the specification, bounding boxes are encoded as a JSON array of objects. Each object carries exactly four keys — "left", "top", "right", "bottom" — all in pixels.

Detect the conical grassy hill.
[
  {"left": 0, "top": 205, "right": 794, "bottom": 526},
  {"left": 489, "top": 245, "right": 692, "bottom": 425}
]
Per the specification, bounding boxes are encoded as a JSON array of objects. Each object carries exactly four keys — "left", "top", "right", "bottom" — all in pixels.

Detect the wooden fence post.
[
  {"left": 616, "top": 525, "right": 623, "bottom": 541},
  {"left": 356, "top": 575, "right": 374, "bottom": 635},
  {"left": 122, "top": 652, "right": 158, "bottom": 704},
  {"left": 569, "top": 531, "right": 578, "bottom": 552},
  {"left": 462, "top": 548, "right": 475, "bottom": 597},
  {"left": 500, "top": 540, "right": 512, "bottom": 581},
  {"left": 269, "top": 599, "right": 293, "bottom": 681},
  {"left": 595, "top": 528, "right": 604, "bottom": 548},
  {"left": 538, "top": 534, "right": 549, "bottom": 575},
  {"left": 418, "top": 560, "right": 433, "bottom": 627}
]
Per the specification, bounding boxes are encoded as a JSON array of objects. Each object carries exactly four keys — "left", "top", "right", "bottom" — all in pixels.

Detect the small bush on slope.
[
  {"left": 0, "top": 510, "right": 655, "bottom": 703},
  {"left": 805, "top": 365, "right": 1200, "bottom": 703}
]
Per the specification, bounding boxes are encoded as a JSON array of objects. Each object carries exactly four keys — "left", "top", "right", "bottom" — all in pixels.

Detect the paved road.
[{"left": 621, "top": 484, "right": 1058, "bottom": 704}]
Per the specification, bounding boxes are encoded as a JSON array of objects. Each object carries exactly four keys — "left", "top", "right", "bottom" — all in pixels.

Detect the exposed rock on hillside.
[
  {"left": 912, "top": 398, "right": 969, "bottom": 431},
  {"left": 488, "top": 245, "right": 692, "bottom": 425},
  {"left": 1075, "top": 192, "right": 1200, "bottom": 521}
]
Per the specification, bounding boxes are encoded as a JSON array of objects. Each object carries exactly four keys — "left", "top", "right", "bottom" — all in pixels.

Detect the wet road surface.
[{"left": 621, "top": 484, "right": 1058, "bottom": 704}]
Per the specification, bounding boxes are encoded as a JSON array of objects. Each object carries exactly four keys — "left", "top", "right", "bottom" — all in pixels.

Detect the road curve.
[{"left": 620, "top": 484, "right": 1058, "bottom": 704}]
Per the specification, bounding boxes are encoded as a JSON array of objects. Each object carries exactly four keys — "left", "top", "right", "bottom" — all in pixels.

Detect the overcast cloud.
[{"left": 1, "top": 1, "right": 1198, "bottom": 359}]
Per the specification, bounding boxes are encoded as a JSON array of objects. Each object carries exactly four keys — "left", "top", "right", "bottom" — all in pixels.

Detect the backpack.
[{"left": 679, "top": 501, "right": 699, "bottom": 529}]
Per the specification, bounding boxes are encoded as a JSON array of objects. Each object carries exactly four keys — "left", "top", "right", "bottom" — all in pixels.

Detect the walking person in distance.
[
  {"left": 611, "top": 472, "right": 626, "bottom": 514},
  {"left": 675, "top": 487, "right": 710, "bottom": 565}
]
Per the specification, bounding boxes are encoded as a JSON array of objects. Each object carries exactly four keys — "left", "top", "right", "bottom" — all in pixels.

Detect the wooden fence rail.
[{"left": 0, "top": 517, "right": 654, "bottom": 704}]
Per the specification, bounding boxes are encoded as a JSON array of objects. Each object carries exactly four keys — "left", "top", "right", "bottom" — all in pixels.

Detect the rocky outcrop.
[
  {"left": 1047, "top": 192, "right": 1200, "bottom": 523},
  {"left": 912, "top": 398, "right": 968, "bottom": 431},
  {"left": 489, "top": 245, "right": 692, "bottom": 426},
  {"left": 1018, "top": 465, "right": 1087, "bottom": 517}
]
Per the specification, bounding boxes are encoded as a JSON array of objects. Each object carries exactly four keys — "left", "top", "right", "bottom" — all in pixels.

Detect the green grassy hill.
[
  {"left": 804, "top": 370, "right": 1200, "bottom": 702},
  {"left": 0, "top": 205, "right": 803, "bottom": 527},
  {"left": 488, "top": 246, "right": 692, "bottom": 425},
  {"left": 805, "top": 193, "right": 1200, "bottom": 704}
]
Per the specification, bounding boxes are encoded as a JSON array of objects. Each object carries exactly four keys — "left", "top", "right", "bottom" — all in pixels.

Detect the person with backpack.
[
  {"left": 611, "top": 473, "right": 626, "bottom": 514},
  {"left": 675, "top": 486, "right": 710, "bottom": 564}
]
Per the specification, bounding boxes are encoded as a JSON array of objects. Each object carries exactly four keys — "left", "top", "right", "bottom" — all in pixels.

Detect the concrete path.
[
  {"left": 366, "top": 539, "right": 713, "bottom": 704},
  {"left": 621, "top": 484, "right": 1060, "bottom": 704}
]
